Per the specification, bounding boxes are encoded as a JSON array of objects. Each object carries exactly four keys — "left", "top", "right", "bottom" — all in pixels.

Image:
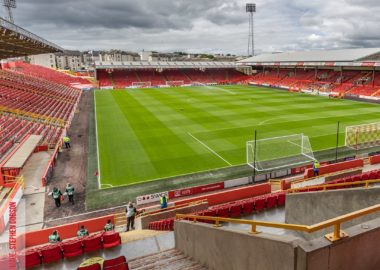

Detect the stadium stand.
[
  {"left": 238, "top": 48, "right": 380, "bottom": 98},
  {"left": 5, "top": 61, "right": 90, "bottom": 86},
  {"left": 0, "top": 62, "right": 82, "bottom": 187},
  {"left": 96, "top": 65, "right": 250, "bottom": 88}
]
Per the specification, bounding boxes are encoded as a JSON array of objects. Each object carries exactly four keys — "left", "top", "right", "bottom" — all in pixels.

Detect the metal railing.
[
  {"left": 287, "top": 179, "right": 380, "bottom": 193},
  {"left": 177, "top": 203, "right": 380, "bottom": 242}
]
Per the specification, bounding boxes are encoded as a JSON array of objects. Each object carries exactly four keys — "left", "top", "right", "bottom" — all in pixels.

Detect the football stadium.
[{"left": 0, "top": 1, "right": 380, "bottom": 270}]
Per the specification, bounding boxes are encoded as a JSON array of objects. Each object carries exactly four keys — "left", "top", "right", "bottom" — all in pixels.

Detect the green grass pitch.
[{"left": 95, "top": 85, "right": 380, "bottom": 187}]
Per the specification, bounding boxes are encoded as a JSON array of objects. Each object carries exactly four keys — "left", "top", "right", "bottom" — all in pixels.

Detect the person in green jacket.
[
  {"left": 77, "top": 225, "right": 89, "bottom": 237},
  {"left": 50, "top": 187, "right": 62, "bottom": 207},
  {"left": 65, "top": 183, "right": 75, "bottom": 205},
  {"left": 48, "top": 230, "right": 61, "bottom": 243},
  {"left": 104, "top": 220, "right": 114, "bottom": 232},
  {"left": 63, "top": 135, "right": 71, "bottom": 149}
]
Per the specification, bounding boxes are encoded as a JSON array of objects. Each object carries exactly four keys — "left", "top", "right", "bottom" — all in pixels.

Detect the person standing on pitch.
[
  {"left": 313, "top": 160, "right": 320, "bottom": 176},
  {"left": 65, "top": 183, "right": 75, "bottom": 205},
  {"left": 125, "top": 202, "right": 136, "bottom": 232},
  {"left": 63, "top": 135, "right": 71, "bottom": 149},
  {"left": 50, "top": 187, "right": 63, "bottom": 207}
]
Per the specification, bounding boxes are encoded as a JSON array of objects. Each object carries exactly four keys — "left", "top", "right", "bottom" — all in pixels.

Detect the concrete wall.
[
  {"left": 175, "top": 217, "right": 380, "bottom": 270},
  {"left": 175, "top": 221, "right": 300, "bottom": 270},
  {"left": 285, "top": 187, "right": 380, "bottom": 240},
  {"left": 298, "top": 217, "right": 380, "bottom": 270},
  {"left": 137, "top": 202, "right": 208, "bottom": 229}
]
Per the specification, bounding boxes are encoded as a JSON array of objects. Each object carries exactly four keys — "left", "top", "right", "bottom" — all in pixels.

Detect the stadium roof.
[
  {"left": 0, "top": 18, "right": 63, "bottom": 59},
  {"left": 239, "top": 48, "right": 380, "bottom": 64},
  {"left": 95, "top": 61, "right": 236, "bottom": 69}
]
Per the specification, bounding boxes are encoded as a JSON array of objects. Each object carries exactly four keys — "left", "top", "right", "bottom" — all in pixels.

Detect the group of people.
[
  {"left": 48, "top": 220, "right": 114, "bottom": 243},
  {"left": 124, "top": 195, "right": 167, "bottom": 231},
  {"left": 50, "top": 183, "right": 75, "bottom": 207}
]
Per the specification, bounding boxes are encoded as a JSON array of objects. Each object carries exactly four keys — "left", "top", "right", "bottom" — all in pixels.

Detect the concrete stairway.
[{"left": 129, "top": 248, "right": 207, "bottom": 270}]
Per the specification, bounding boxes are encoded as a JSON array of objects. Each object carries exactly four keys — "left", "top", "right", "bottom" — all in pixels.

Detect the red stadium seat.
[
  {"left": 62, "top": 239, "right": 83, "bottom": 258},
  {"left": 254, "top": 198, "right": 265, "bottom": 212},
  {"left": 216, "top": 206, "right": 229, "bottom": 218},
  {"left": 78, "top": 263, "right": 101, "bottom": 270},
  {"left": 103, "top": 232, "right": 122, "bottom": 249},
  {"left": 83, "top": 234, "right": 103, "bottom": 253},
  {"left": 242, "top": 201, "right": 254, "bottom": 214},
  {"left": 18, "top": 249, "right": 41, "bottom": 269},
  {"left": 229, "top": 204, "right": 242, "bottom": 218},
  {"left": 163, "top": 218, "right": 174, "bottom": 230},
  {"left": 103, "top": 256, "right": 127, "bottom": 268},
  {"left": 40, "top": 244, "right": 63, "bottom": 264},
  {"left": 369, "top": 171, "right": 377, "bottom": 180},
  {"left": 277, "top": 193, "right": 286, "bottom": 206},
  {"left": 266, "top": 195, "right": 277, "bottom": 209},
  {"left": 201, "top": 209, "right": 217, "bottom": 223},
  {"left": 361, "top": 173, "right": 369, "bottom": 181}
]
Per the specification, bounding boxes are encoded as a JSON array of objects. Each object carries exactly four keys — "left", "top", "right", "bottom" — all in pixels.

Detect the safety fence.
[{"left": 176, "top": 203, "right": 380, "bottom": 242}]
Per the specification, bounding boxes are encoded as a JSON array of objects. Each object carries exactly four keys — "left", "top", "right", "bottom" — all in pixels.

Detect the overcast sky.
[{"left": 8, "top": 0, "right": 380, "bottom": 55}]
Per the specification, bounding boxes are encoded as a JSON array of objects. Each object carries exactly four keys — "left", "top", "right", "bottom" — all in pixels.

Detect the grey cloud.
[{"left": 6, "top": 0, "right": 380, "bottom": 55}]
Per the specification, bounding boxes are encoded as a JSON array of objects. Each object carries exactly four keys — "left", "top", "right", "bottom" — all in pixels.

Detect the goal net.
[
  {"left": 132, "top": 81, "right": 151, "bottom": 88},
  {"left": 345, "top": 122, "right": 380, "bottom": 150},
  {"left": 247, "top": 133, "right": 315, "bottom": 171},
  {"left": 166, "top": 81, "right": 184, "bottom": 86}
]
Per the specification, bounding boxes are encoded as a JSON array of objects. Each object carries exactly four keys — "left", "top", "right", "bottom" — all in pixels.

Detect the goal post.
[
  {"left": 131, "top": 81, "right": 151, "bottom": 88},
  {"left": 247, "top": 133, "right": 315, "bottom": 171},
  {"left": 345, "top": 122, "right": 380, "bottom": 150},
  {"left": 166, "top": 81, "right": 184, "bottom": 86}
]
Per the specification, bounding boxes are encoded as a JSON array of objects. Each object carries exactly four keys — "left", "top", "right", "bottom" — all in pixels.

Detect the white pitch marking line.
[
  {"left": 101, "top": 184, "right": 114, "bottom": 188},
  {"left": 259, "top": 118, "right": 276, "bottom": 126},
  {"left": 205, "top": 85, "right": 236, "bottom": 95},
  {"left": 187, "top": 132, "right": 232, "bottom": 166},
  {"left": 94, "top": 92, "right": 102, "bottom": 189}
]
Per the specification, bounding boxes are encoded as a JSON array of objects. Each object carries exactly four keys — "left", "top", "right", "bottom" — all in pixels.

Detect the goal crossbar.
[{"left": 247, "top": 133, "right": 315, "bottom": 172}]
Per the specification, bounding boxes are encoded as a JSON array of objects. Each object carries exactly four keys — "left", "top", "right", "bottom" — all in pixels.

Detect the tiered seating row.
[
  {"left": 0, "top": 114, "right": 62, "bottom": 159},
  {"left": 1, "top": 232, "right": 122, "bottom": 269},
  {"left": 249, "top": 69, "right": 380, "bottom": 97},
  {"left": 295, "top": 169, "right": 380, "bottom": 193},
  {"left": 148, "top": 192, "right": 286, "bottom": 231},
  {"left": 98, "top": 68, "right": 249, "bottom": 88},
  {"left": 6, "top": 61, "right": 90, "bottom": 86},
  {"left": 0, "top": 69, "right": 81, "bottom": 122}
]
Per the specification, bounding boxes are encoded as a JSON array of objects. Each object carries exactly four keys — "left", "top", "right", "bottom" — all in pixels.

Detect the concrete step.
[{"left": 129, "top": 249, "right": 207, "bottom": 270}]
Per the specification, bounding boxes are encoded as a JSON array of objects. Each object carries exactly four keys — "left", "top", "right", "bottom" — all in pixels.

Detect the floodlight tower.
[
  {"left": 246, "top": 3, "right": 256, "bottom": 57},
  {"left": 2, "top": 0, "right": 16, "bottom": 23}
]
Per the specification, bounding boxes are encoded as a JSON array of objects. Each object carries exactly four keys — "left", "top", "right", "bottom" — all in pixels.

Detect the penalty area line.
[{"left": 187, "top": 132, "right": 232, "bottom": 166}]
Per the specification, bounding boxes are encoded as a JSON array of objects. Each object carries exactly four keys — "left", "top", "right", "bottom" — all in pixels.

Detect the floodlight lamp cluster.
[{"left": 246, "top": 3, "right": 256, "bottom": 13}]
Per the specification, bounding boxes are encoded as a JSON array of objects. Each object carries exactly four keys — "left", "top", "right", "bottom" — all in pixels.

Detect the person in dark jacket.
[{"left": 126, "top": 202, "right": 136, "bottom": 232}]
